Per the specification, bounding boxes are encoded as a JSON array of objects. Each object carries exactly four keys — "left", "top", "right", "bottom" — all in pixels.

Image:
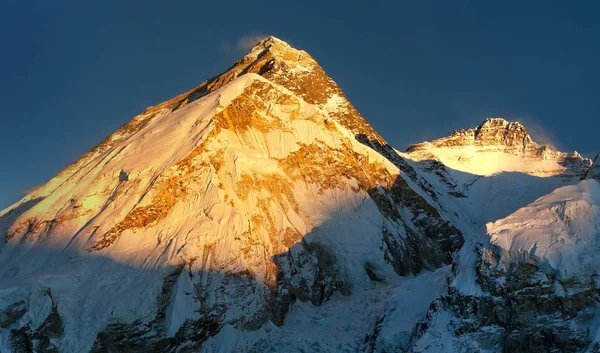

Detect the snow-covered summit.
[
  {"left": 408, "top": 117, "right": 537, "bottom": 152},
  {"left": 405, "top": 117, "right": 591, "bottom": 177},
  {"left": 245, "top": 35, "right": 299, "bottom": 57}
]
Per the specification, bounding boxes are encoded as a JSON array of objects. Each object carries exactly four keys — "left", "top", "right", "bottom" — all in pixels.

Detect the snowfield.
[{"left": 488, "top": 179, "right": 600, "bottom": 278}]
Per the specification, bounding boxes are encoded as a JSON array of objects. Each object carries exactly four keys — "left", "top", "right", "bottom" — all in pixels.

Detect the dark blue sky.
[{"left": 1, "top": 0, "right": 599, "bottom": 208}]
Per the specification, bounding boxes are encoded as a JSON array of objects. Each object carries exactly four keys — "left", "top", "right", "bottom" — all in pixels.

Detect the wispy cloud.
[
  {"left": 23, "top": 184, "right": 43, "bottom": 195},
  {"left": 512, "top": 115, "right": 562, "bottom": 150},
  {"left": 236, "top": 33, "right": 268, "bottom": 51},
  {"left": 220, "top": 33, "right": 268, "bottom": 55}
]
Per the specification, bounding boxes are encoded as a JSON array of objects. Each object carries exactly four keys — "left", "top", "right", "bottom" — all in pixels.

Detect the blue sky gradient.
[{"left": 1, "top": 0, "right": 599, "bottom": 208}]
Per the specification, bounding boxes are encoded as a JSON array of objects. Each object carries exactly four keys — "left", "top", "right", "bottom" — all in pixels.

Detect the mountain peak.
[
  {"left": 407, "top": 117, "right": 536, "bottom": 152},
  {"left": 250, "top": 35, "right": 289, "bottom": 50},
  {"left": 240, "top": 35, "right": 314, "bottom": 77},
  {"left": 406, "top": 117, "right": 592, "bottom": 177},
  {"left": 472, "top": 117, "right": 533, "bottom": 148},
  {"left": 245, "top": 36, "right": 298, "bottom": 58}
]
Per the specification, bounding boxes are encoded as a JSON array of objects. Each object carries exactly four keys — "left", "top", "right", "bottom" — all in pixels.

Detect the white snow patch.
[{"left": 488, "top": 180, "right": 600, "bottom": 278}]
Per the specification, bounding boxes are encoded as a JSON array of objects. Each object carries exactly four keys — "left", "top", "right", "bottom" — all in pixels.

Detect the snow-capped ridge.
[
  {"left": 487, "top": 179, "right": 600, "bottom": 278},
  {"left": 409, "top": 117, "right": 583, "bottom": 161},
  {"left": 407, "top": 117, "right": 535, "bottom": 151},
  {"left": 405, "top": 117, "right": 591, "bottom": 177}
]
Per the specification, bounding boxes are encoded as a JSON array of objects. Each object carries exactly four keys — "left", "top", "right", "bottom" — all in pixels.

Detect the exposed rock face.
[
  {"left": 472, "top": 118, "right": 532, "bottom": 148},
  {"left": 583, "top": 153, "right": 600, "bottom": 181},
  {"left": 410, "top": 245, "right": 600, "bottom": 353},
  {"left": 1, "top": 290, "right": 63, "bottom": 353}
]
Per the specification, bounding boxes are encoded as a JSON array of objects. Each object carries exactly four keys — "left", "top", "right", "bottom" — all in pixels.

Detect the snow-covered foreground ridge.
[
  {"left": 0, "top": 36, "right": 598, "bottom": 353},
  {"left": 489, "top": 180, "right": 600, "bottom": 278}
]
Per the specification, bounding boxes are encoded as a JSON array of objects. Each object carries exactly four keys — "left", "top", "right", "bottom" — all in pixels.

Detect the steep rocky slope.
[
  {"left": 583, "top": 153, "right": 600, "bottom": 181},
  {"left": 0, "top": 37, "right": 461, "bottom": 352}
]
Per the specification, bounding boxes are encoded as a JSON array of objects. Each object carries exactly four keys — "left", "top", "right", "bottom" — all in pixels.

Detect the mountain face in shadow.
[{"left": 1, "top": 36, "right": 598, "bottom": 353}]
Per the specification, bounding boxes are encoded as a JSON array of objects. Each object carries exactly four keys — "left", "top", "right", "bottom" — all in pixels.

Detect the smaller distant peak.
[
  {"left": 408, "top": 117, "right": 539, "bottom": 152},
  {"left": 476, "top": 117, "right": 529, "bottom": 136},
  {"left": 473, "top": 117, "right": 532, "bottom": 147}
]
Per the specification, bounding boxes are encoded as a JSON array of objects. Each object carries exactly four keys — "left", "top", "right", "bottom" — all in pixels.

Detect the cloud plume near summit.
[
  {"left": 236, "top": 33, "right": 268, "bottom": 50},
  {"left": 220, "top": 33, "right": 268, "bottom": 54}
]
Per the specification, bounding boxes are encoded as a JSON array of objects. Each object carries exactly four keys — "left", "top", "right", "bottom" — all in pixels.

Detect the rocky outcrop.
[
  {"left": 368, "top": 176, "right": 463, "bottom": 276},
  {"left": 3, "top": 291, "right": 63, "bottom": 353},
  {"left": 410, "top": 245, "right": 600, "bottom": 352},
  {"left": 582, "top": 153, "right": 600, "bottom": 181}
]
